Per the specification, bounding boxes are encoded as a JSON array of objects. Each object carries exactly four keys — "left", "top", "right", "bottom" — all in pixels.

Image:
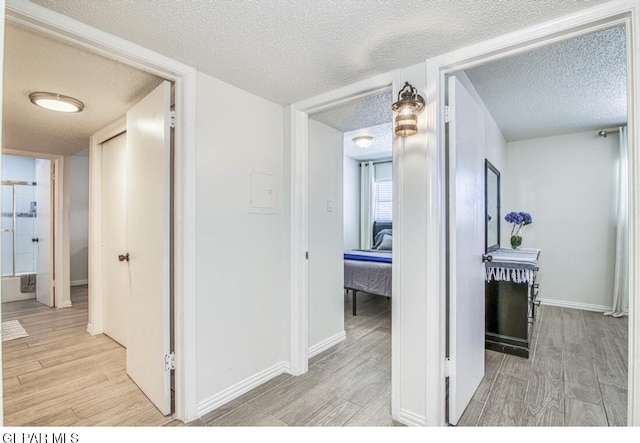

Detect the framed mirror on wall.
[{"left": 485, "top": 159, "right": 500, "bottom": 252}]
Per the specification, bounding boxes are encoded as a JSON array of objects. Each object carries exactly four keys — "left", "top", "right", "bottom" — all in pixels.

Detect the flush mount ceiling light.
[
  {"left": 28, "top": 92, "right": 85, "bottom": 113},
  {"left": 391, "top": 82, "right": 425, "bottom": 137},
  {"left": 353, "top": 135, "right": 374, "bottom": 149}
]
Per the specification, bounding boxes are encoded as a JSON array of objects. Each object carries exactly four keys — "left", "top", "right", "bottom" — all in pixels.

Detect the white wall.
[
  {"left": 194, "top": 72, "right": 286, "bottom": 411},
  {"left": 395, "top": 62, "right": 429, "bottom": 422},
  {"left": 343, "top": 156, "right": 360, "bottom": 251},
  {"left": 504, "top": 130, "right": 618, "bottom": 310},
  {"left": 69, "top": 150, "right": 89, "bottom": 285},
  {"left": 308, "top": 119, "right": 345, "bottom": 351}
]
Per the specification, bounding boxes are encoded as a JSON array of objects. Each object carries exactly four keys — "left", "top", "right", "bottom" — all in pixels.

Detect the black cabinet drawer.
[{"left": 485, "top": 277, "right": 537, "bottom": 359}]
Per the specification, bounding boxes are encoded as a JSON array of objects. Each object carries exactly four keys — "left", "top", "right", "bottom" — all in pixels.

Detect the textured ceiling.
[
  {"left": 342, "top": 123, "right": 393, "bottom": 161},
  {"left": 464, "top": 25, "right": 627, "bottom": 141},
  {"left": 310, "top": 88, "right": 392, "bottom": 133},
  {"left": 30, "top": 0, "right": 609, "bottom": 106},
  {"left": 2, "top": 22, "right": 163, "bottom": 156}
]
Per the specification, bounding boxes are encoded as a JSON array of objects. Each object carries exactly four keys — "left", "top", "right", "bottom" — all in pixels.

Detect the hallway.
[
  {"left": 1, "top": 285, "right": 180, "bottom": 426},
  {"left": 193, "top": 291, "right": 396, "bottom": 426}
]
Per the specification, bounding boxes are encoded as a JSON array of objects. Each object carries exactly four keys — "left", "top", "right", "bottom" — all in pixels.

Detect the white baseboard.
[
  {"left": 71, "top": 279, "right": 88, "bottom": 286},
  {"left": 1, "top": 292, "right": 35, "bottom": 303},
  {"left": 398, "top": 408, "right": 426, "bottom": 426},
  {"left": 196, "top": 361, "right": 289, "bottom": 418},
  {"left": 538, "top": 298, "right": 611, "bottom": 312},
  {"left": 308, "top": 331, "right": 346, "bottom": 358},
  {"left": 57, "top": 300, "right": 73, "bottom": 309}
]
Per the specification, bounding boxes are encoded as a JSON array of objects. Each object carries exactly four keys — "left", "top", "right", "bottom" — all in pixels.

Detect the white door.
[
  {"left": 447, "top": 76, "right": 486, "bottom": 425},
  {"left": 101, "top": 132, "right": 129, "bottom": 347},
  {"left": 34, "top": 158, "right": 54, "bottom": 307},
  {"left": 125, "top": 81, "right": 172, "bottom": 415}
]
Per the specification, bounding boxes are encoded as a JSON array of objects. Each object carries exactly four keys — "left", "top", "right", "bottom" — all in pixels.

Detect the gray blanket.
[{"left": 344, "top": 259, "right": 392, "bottom": 297}]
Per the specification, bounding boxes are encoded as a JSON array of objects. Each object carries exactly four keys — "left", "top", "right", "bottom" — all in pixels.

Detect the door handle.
[
  {"left": 32, "top": 238, "right": 39, "bottom": 243},
  {"left": 482, "top": 254, "right": 493, "bottom": 262},
  {"left": 118, "top": 253, "right": 130, "bottom": 262}
]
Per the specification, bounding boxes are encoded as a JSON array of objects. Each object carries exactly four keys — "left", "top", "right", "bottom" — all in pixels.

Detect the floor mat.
[{"left": 2, "top": 320, "right": 29, "bottom": 342}]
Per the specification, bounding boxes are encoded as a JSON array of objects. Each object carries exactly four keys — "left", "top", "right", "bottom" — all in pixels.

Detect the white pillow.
[{"left": 376, "top": 234, "right": 392, "bottom": 250}]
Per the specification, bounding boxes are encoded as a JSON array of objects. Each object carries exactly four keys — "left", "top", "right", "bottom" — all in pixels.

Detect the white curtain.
[
  {"left": 605, "top": 126, "right": 628, "bottom": 318},
  {"left": 360, "top": 161, "right": 374, "bottom": 249}
]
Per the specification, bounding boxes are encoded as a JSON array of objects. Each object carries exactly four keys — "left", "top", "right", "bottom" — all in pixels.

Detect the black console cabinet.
[{"left": 485, "top": 270, "right": 539, "bottom": 358}]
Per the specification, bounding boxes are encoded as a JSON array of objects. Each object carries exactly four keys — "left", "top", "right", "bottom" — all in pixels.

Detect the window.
[{"left": 374, "top": 180, "right": 392, "bottom": 222}]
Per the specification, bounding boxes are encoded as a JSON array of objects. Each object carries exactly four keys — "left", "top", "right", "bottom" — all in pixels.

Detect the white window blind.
[{"left": 374, "top": 180, "right": 393, "bottom": 222}]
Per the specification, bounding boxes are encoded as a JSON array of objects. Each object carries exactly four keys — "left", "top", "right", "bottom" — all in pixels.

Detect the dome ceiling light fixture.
[
  {"left": 391, "top": 82, "right": 425, "bottom": 137},
  {"left": 352, "top": 135, "right": 374, "bottom": 149},
  {"left": 28, "top": 92, "right": 85, "bottom": 113}
]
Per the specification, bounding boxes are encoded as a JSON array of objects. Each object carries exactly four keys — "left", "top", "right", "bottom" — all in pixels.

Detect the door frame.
[
  {"left": 1, "top": 148, "right": 69, "bottom": 309},
  {"left": 426, "top": 0, "right": 640, "bottom": 425},
  {"left": 4, "top": 0, "right": 199, "bottom": 422},
  {"left": 287, "top": 71, "right": 404, "bottom": 415}
]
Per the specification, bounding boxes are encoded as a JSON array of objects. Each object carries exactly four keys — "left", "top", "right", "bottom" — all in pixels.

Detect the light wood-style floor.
[
  {"left": 4, "top": 287, "right": 627, "bottom": 427},
  {"left": 458, "top": 304, "right": 628, "bottom": 426},
  {"left": 187, "top": 291, "right": 397, "bottom": 427},
  {"left": 1, "top": 285, "right": 180, "bottom": 426}
]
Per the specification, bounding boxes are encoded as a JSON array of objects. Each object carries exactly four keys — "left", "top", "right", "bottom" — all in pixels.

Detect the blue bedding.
[{"left": 343, "top": 249, "right": 392, "bottom": 264}]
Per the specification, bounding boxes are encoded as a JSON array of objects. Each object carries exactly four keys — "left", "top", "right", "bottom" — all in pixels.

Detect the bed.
[{"left": 344, "top": 221, "right": 392, "bottom": 315}]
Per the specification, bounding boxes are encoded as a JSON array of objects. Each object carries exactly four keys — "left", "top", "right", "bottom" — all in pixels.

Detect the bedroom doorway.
[
  {"left": 286, "top": 86, "right": 396, "bottom": 423},
  {"left": 443, "top": 21, "right": 632, "bottom": 426}
]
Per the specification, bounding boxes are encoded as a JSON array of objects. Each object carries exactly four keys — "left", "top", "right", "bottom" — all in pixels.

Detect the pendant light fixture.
[
  {"left": 391, "top": 82, "right": 425, "bottom": 137},
  {"left": 352, "top": 135, "right": 374, "bottom": 149},
  {"left": 29, "top": 92, "right": 85, "bottom": 113}
]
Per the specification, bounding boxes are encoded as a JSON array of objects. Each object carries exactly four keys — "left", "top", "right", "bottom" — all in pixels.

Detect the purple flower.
[
  {"left": 519, "top": 212, "right": 533, "bottom": 225},
  {"left": 505, "top": 211, "right": 533, "bottom": 237}
]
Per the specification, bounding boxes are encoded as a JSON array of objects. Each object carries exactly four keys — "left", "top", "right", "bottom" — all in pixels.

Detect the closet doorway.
[{"left": 1, "top": 18, "right": 175, "bottom": 425}]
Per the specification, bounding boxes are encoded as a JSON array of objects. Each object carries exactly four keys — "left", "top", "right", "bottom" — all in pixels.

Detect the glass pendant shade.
[
  {"left": 391, "top": 82, "right": 425, "bottom": 137},
  {"left": 353, "top": 135, "right": 374, "bottom": 149}
]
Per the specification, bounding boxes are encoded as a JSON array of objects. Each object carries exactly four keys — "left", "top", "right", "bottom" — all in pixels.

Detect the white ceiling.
[
  {"left": 342, "top": 123, "right": 393, "bottom": 161},
  {"left": 5, "top": 1, "right": 620, "bottom": 157},
  {"left": 310, "top": 88, "right": 392, "bottom": 133},
  {"left": 30, "top": 0, "right": 607, "bottom": 106},
  {"left": 2, "top": 21, "right": 163, "bottom": 156},
  {"left": 310, "top": 89, "right": 393, "bottom": 161},
  {"left": 464, "top": 24, "right": 627, "bottom": 141},
  {"left": 313, "top": 21, "right": 627, "bottom": 156}
]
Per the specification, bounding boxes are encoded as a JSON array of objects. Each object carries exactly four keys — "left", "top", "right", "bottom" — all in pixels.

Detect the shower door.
[
  {"left": 0, "top": 159, "right": 54, "bottom": 307},
  {"left": 1, "top": 184, "right": 15, "bottom": 277},
  {"left": 1, "top": 182, "right": 37, "bottom": 278}
]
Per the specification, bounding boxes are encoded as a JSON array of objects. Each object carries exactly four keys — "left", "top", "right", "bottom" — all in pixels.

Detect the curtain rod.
[
  {"left": 598, "top": 125, "right": 627, "bottom": 137},
  {"left": 359, "top": 159, "right": 392, "bottom": 166}
]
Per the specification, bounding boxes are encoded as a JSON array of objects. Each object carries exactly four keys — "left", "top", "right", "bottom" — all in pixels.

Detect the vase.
[{"left": 510, "top": 235, "right": 522, "bottom": 249}]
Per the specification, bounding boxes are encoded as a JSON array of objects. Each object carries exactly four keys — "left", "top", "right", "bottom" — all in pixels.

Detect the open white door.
[
  {"left": 125, "top": 81, "right": 172, "bottom": 415},
  {"left": 34, "top": 159, "right": 54, "bottom": 307},
  {"left": 447, "top": 76, "right": 485, "bottom": 425}
]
